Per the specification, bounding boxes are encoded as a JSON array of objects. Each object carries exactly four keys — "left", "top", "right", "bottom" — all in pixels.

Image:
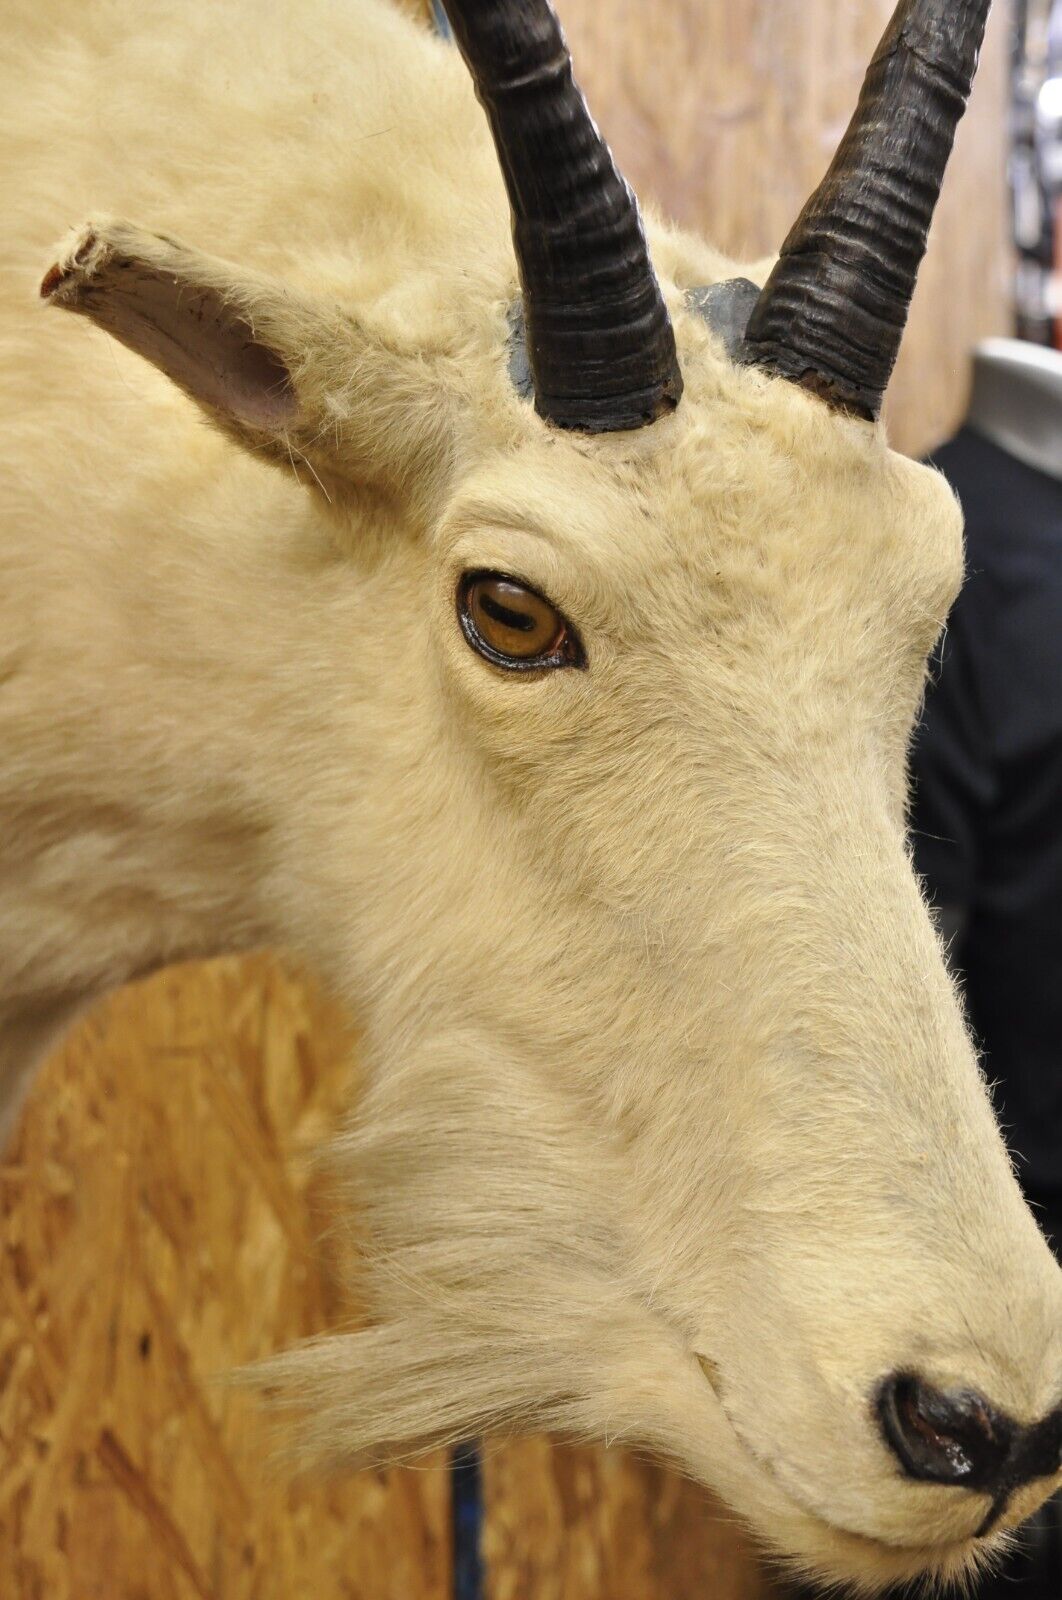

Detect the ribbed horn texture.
[
  {"left": 443, "top": 0, "right": 683, "bottom": 433},
  {"left": 740, "top": 0, "right": 992, "bottom": 420}
]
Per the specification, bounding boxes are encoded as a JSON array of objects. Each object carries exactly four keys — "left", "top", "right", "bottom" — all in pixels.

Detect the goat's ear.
[{"left": 40, "top": 219, "right": 441, "bottom": 495}]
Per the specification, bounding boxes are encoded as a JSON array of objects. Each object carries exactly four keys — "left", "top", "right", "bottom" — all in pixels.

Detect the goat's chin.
[
  {"left": 696, "top": 1411, "right": 1000, "bottom": 1594},
  {"left": 244, "top": 1306, "right": 1014, "bottom": 1596},
  {"left": 754, "top": 1503, "right": 1008, "bottom": 1598},
  {"left": 598, "top": 1351, "right": 1016, "bottom": 1596},
  {"left": 693, "top": 1408, "right": 1048, "bottom": 1597},
  {"left": 677, "top": 1409, "right": 1005, "bottom": 1595}
]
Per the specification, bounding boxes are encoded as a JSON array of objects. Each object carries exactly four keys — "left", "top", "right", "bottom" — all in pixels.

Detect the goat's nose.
[
  {"left": 877, "top": 1374, "right": 1062, "bottom": 1508},
  {"left": 878, "top": 1375, "right": 1011, "bottom": 1489}
]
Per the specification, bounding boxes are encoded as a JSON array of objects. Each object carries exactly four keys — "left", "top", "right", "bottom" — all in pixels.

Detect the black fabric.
[
  {"left": 785, "top": 424, "right": 1062, "bottom": 1600},
  {"left": 908, "top": 425, "right": 1062, "bottom": 1599},
  {"left": 911, "top": 425, "right": 1062, "bottom": 1215}
]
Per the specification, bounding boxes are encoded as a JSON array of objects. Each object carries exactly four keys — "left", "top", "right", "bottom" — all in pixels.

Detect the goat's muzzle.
[{"left": 877, "top": 1372, "right": 1062, "bottom": 1533}]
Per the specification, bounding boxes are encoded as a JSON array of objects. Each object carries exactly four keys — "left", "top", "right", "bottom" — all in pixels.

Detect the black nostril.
[
  {"left": 877, "top": 1373, "right": 1062, "bottom": 1530},
  {"left": 877, "top": 1373, "right": 1015, "bottom": 1492}
]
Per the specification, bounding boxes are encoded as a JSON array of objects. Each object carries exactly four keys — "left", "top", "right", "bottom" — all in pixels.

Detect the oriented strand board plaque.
[
  {"left": 0, "top": 958, "right": 450, "bottom": 1600},
  {"left": 484, "top": 1438, "right": 770, "bottom": 1600}
]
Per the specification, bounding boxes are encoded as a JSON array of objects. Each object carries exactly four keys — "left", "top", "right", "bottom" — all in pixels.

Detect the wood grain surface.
[
  {"left": 484, "top": 1438, "right": 770, "bottom": 1600},
  {"left": 0, "top": 959, "right": 450, "bottom": 1600},
  {"left": 2, "top": 3, "right": 1010, "bottom": 1597},
  {"left": 557, "top": 0, "right": 1011, "bottom": 459}
]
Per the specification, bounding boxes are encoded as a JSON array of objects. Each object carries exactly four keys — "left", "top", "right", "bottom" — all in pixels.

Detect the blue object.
[
  {"left": 451, "top": 1441, "right": 484, "bottom": 1600},
  {"left": 431, "top": 0, "right": 453, "bottom": 40}
]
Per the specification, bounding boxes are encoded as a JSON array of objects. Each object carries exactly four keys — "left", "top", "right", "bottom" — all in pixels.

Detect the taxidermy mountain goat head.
[{"left": 2, "top": 0, "right": 1061, "bottom": 1588}]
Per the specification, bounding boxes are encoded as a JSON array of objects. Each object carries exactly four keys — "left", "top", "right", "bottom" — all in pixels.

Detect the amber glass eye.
[{"left": 457, "top": 572, "right": 585, "bottom": 671}]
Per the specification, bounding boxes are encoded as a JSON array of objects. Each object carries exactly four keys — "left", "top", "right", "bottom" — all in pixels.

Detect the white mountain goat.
[{"left": 2, "top": 0, "right": 1061, "bottom": 1589}]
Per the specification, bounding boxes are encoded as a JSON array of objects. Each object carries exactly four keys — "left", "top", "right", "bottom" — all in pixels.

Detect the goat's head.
[{"left": 40, "top": 0, "right": 1062, "bottom": 1589}]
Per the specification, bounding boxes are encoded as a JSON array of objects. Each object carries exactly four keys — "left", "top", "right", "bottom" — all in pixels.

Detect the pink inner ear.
[{"left": 50, "top": 253, "right": 296, "bottom": 432}]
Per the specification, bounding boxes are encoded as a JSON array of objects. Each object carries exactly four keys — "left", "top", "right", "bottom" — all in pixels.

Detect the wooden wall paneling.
[
  {"left": 0, "top": 958, "right": 450, "bottom": 1600},
  {"left": 553, "top": 0, "right": 1012, "bottom": 460}
]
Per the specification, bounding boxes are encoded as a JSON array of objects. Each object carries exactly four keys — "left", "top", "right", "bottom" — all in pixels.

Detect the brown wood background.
[
  {"left": 1, "top": 2, "right": 1011, "bottom": 1596},
  {"left": 559, "top": 0, "right": 1012, "bottom": 459}
]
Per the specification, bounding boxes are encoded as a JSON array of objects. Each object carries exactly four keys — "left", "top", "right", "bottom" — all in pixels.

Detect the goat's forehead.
[
  {"left": 451, "top": 329, "right": 962, "bottom": 607},
  {"left": 422, "top": 243, "right": 958, "bottom": 595}
]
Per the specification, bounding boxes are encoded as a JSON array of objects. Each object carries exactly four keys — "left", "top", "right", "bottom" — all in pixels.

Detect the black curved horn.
[
  {"left": 740, "top": 0, "right": 992, "bottom": 420},
  {"left": 443, "top": 0, "right": 683, "bottom": 433}
]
